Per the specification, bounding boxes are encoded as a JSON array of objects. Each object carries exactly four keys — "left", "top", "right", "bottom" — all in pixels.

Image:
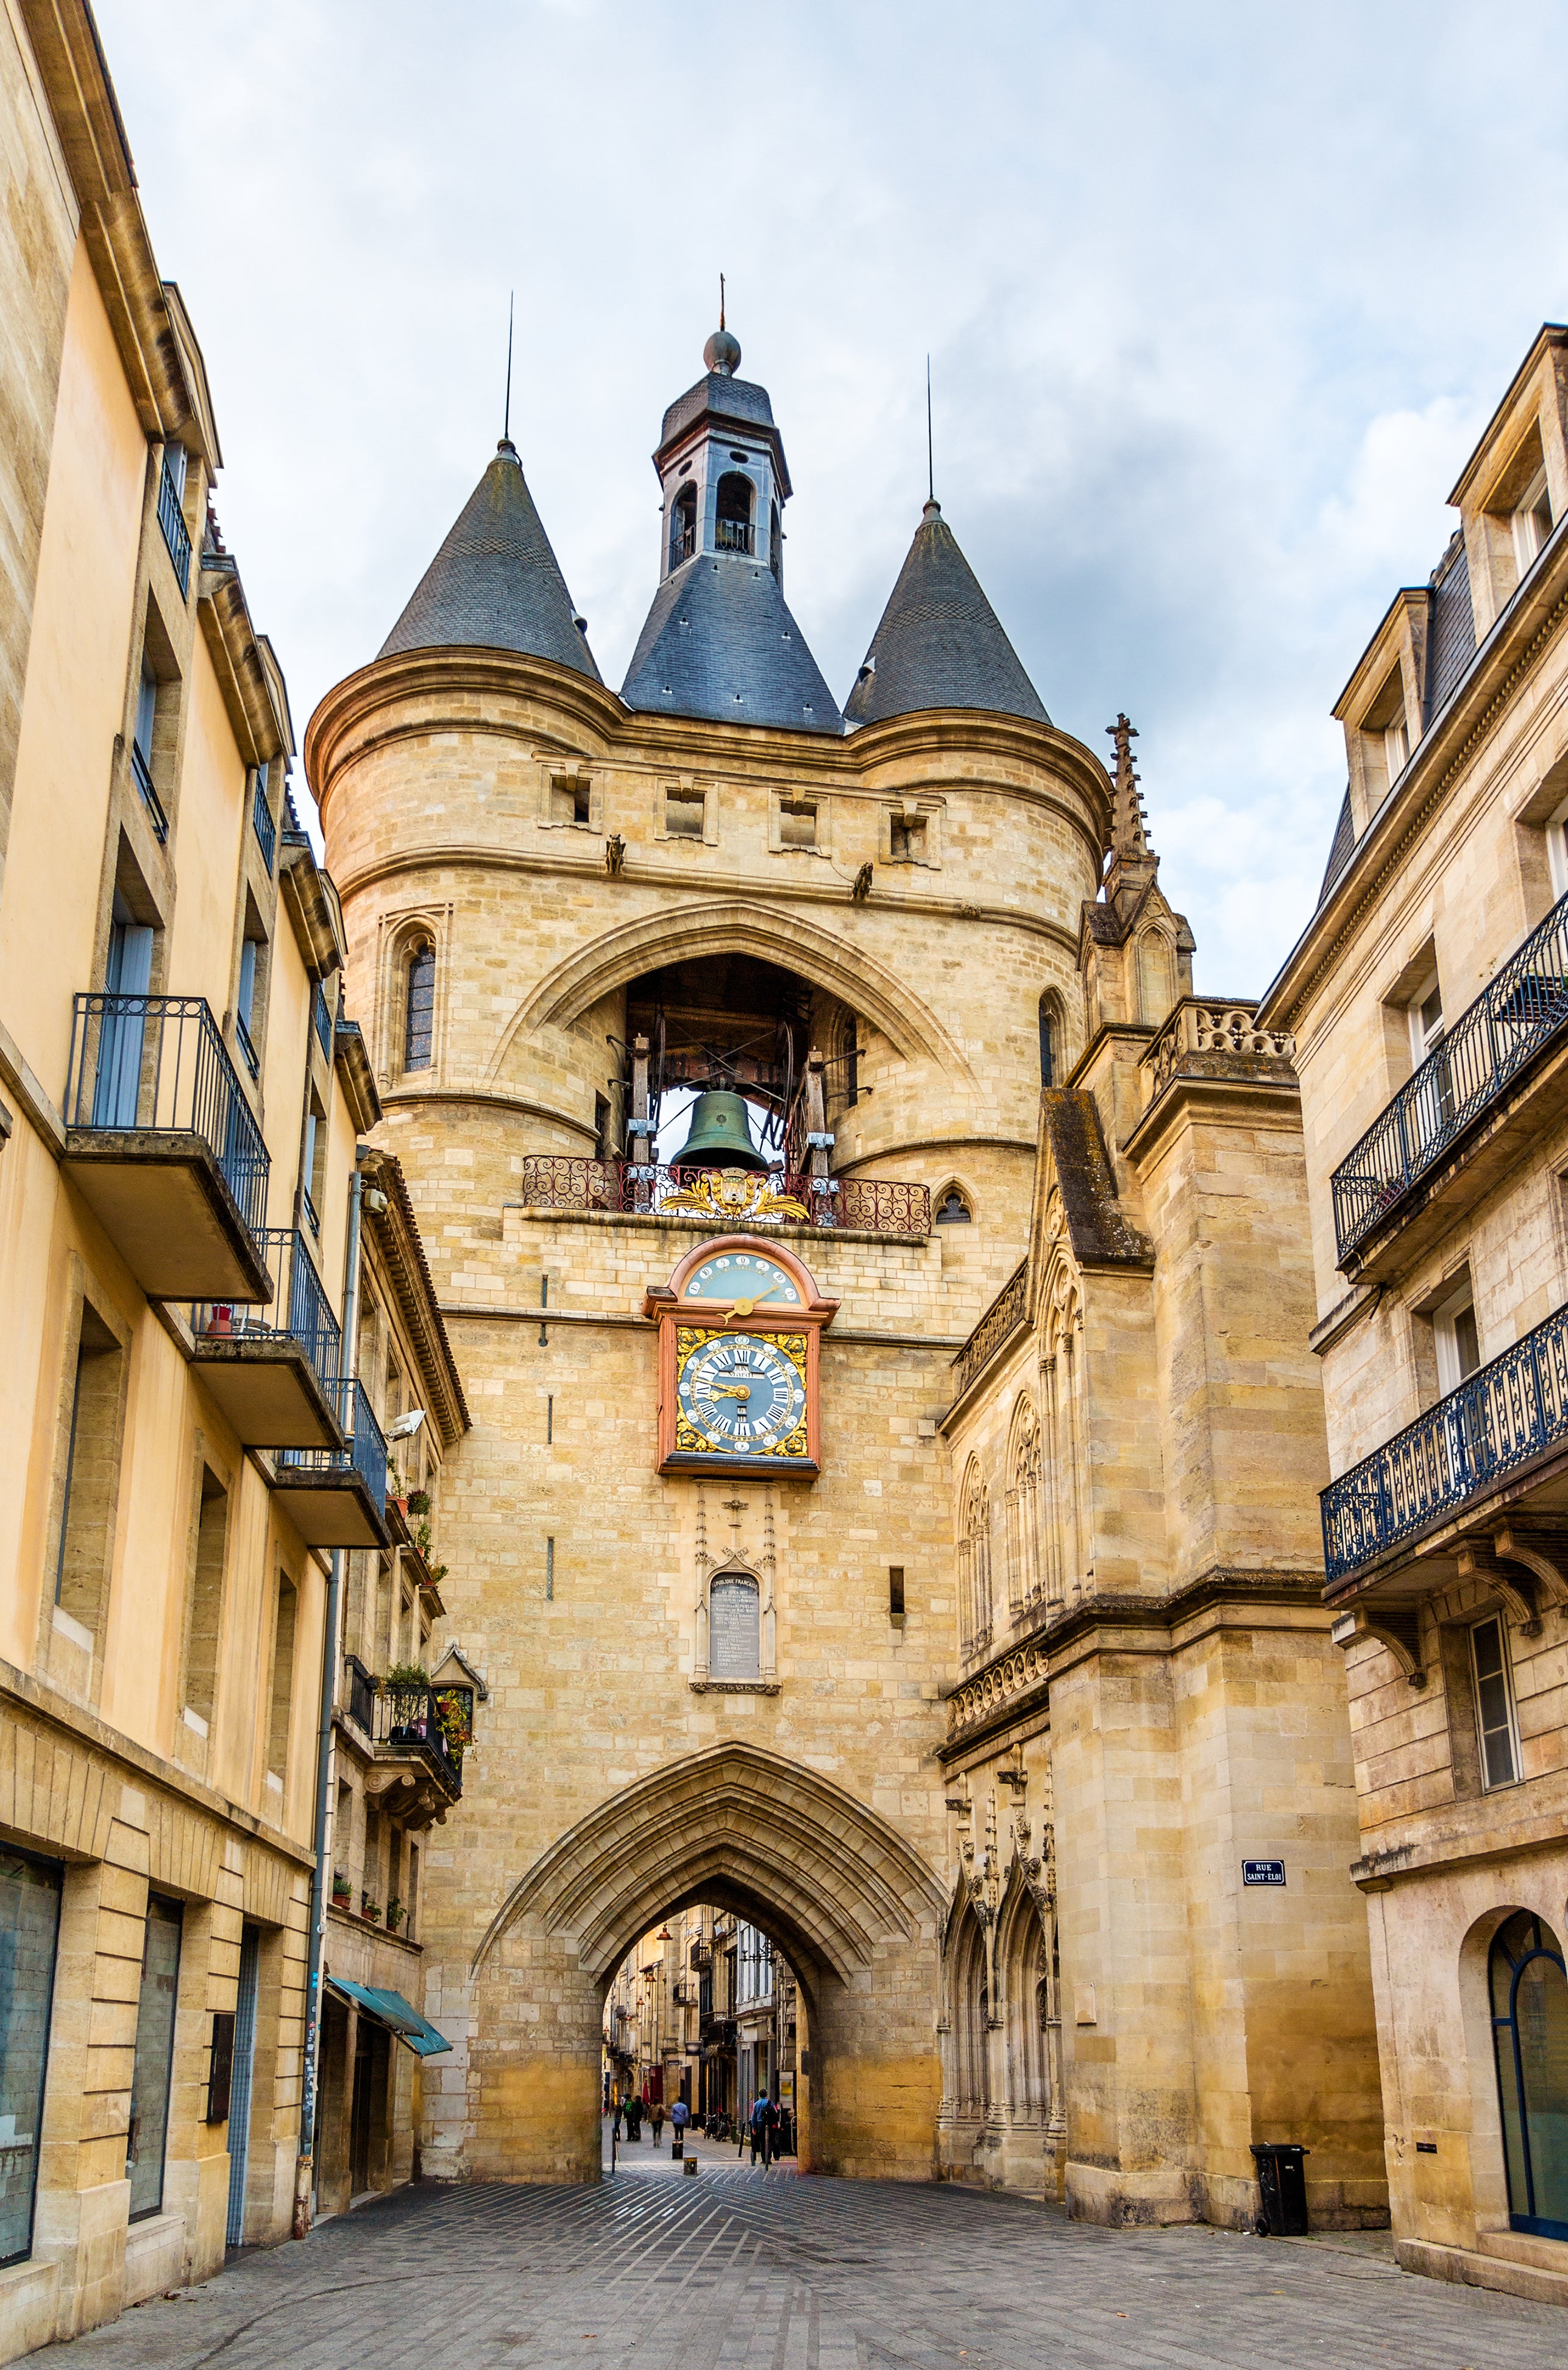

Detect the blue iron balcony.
[
  {"left": 1330, "top": 890, "right": 1568, "bottom": 1273},
  {"left": 190, "top": 1229, "right": 343, "bottom": 1448},
  {"left": 271, "top": 1377, "right": 390, "bottom": 1549},
  {"left": 1322, "top": 1297, "right": 1568, "bottom": 1587},
  {"left": 63, "top": 993, "right": 271, "bottom": 1301},
  {"left": 157, "top": 453, "right": 191, "bottom": 594}
]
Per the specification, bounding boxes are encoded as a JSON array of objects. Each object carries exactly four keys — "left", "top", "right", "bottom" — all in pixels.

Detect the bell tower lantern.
[{"left": 654, "top": 310, "right": 790, "bottom": 587}]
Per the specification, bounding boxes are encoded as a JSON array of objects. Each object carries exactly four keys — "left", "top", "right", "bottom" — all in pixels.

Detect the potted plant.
[
  {"left": 361, "top": 1895, "right": 381, "bottom": 1925},
  {"left": 386, "top": 1897, "right": 405, "bottom": 1932},
  {"left": 407, "top": 1490, "right": 430, "bottom": 1517},
  {"left": 331, "top": 1871, "right": 351, "bottom": 1905}
]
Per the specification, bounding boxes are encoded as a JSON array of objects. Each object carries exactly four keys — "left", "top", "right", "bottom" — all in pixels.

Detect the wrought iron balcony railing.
[
  {"left": 951, "top": 1258, "right": 1030, "bottom": 1401},
  {"left": 191, "top": 1226, "right": 341, "bottom": 1386},
  {"left": 277, "top": 1377, "right": 388, "bottom": 1506},
  {"left": 65, "top": 993, "right": 269, "bottom": 1240},
  {"left": 343, "top": 1653, "right": 377, "bottom": 1735},
  {"left": 235, "top": 1008, "right": 260, "bottom": 1080},
  {"left": 372, "top": 1681, "right": 463, "bottom": 1795},
  {"left": 517, "top": 1156, "right": 929, "bottom": 1236},
  {"left": 1321, "top": 1297, "right": 1568, "bottom": 1581},
  {"left": 1331, "top": 889, "right": 1568, "bottom": 1263},
  {"left": 130, "top": 737, "right": 169, "bottom": 843},
  {"left": 157, "top": 453, "right": 191, "bottom": 594},
  {"left": 252, "top": 772, "right": 276, "bottom": 871}
]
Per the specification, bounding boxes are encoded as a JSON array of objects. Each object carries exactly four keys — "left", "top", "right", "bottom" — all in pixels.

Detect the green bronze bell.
[{"left": 674, "top": 1090, "right": 770, "bottom": 1171}]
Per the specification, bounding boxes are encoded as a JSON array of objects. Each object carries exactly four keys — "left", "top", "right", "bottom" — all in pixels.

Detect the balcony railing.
[
  {"left": 951, "top": 1258, "right": 1030, "bottom": 1401},
  {"left": 372, "top": 1681, "right": 462, "bottom": 1795},
  {"left": 302, "top": 1185, "right": 319, "bottom": 1236},
  {"left": 313, "top": 984, "right": 333, "bottom": 1058},
  {"left": 278, "top": 1377, "right": 388, "bottom": 1505},
  {"left": 517, "top": 1157, "right": 930, "bottom": 1236},
  {"left": 715, "top": 519, "right": 754, "bottom": 554},
  {"left": 65, "top": 993, "right": 269, "bottom": 1240},
  {"left": 1321, "top": 1297, "right": 1568, "bottom": 1581},
  {"left": 669, "top": 524, "right": 696, "bottom": 569},
  {"left": 157, "top": 453, "right": 191, "bottom": 594},
  {"left": 343, "top": 1653, "right": 377, "bottom": 1735},
  {"left": 129, "top": 738, "right": 169, "bottom": 843},
  {"left": 1331, "top": 889, "right": 1568, "bottom": 1263},
  {"left": 191, "top": 1227, "right": 341, "bottom": 1386},
  {"left": 252, "top": 773, "right": 276, "bottom": 871}
]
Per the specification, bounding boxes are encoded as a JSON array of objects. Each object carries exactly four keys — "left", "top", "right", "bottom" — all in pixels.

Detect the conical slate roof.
[
  {"left": 843, "top": 501, "right": 1048, "bottom": 727},
  {"left": 378, "top": 440, "right": 601, "bottom": 679},
  {"left": 621, "top": 553, "right": 843, "bottom": 734}
]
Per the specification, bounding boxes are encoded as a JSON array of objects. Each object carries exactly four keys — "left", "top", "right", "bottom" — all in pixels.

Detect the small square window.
[
  {"left": 1470, "top": 1615, "right": 1520, "bottom": 1787},
  {"left": 778, "top": 798, "right": 817, "bottom": 851},
  {"left": 890, "top": 815, "right": 928, "bottom": 862},
  {"left": 666, "top": 790, "right": 705, "bottom": 840},
  {"left": 550, "top": 773, "right": 594, "bottom": 828}
]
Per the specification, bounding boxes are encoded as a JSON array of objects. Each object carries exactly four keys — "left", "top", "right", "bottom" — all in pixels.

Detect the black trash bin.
[{"left": 1250, "top": 2143, "right": 1310, "bottom": 2236}]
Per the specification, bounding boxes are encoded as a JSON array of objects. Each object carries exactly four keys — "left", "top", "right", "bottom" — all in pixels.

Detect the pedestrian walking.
[
  {"left": 651, "top": 2098, "right": 665, "bottom": 2145},
  {"left": 671, "top": 2097, "right": 690, "bottom": 2154},
  {"left": 749, "top": 2091, "right": 772, "bottom": 2166},
  {"left": 611, "top": 2097, "right": 624, "bottom": 2141}
]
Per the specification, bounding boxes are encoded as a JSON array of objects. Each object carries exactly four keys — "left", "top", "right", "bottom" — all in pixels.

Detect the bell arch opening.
[{"left": 466, "top": 1740, "right": 946, "bottom": 2187}]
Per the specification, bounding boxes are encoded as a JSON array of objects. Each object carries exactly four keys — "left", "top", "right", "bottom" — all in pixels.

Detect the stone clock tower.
[{"left": 307, "top": 321, "right": 1386, "bottom": 2222}]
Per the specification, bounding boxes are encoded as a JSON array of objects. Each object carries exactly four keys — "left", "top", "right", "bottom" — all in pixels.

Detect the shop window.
[
  {"left": 127, "top": 1895, "right": 182, "bottom": 2220},
  {"left": 224, "top": 1927, "right": 260, "bottom": 2246},
  {"left": 708, "top": 1569, "right": 761, "bottom": 1680},
  {"left": 404, "top": 940, "right": 435, "bottom": 1069},
  {"left": 0, "top": 1849, "right": 62, "bottom": 2267},
  {"left": 1489, "top": 1910, "right": 1568, "bottom": 2238},
  {"left": 1470, "top": 1616, "right": 1520, "bottom": 1788}
]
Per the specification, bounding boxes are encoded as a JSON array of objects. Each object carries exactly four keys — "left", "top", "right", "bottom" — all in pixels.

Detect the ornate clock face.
[
  {"left": 675, "top": 1330, "right": 809, "bottom": 1458},
  {"left": 683, "top": 1249, "right": 802, "bottom": 1313}
]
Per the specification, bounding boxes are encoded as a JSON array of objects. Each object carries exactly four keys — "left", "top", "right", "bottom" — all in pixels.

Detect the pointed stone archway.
[{"left": 467, "top": 1742, "right": 947, "bottom": 2184}]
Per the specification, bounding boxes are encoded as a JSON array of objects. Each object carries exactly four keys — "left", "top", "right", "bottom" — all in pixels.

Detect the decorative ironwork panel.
[{"left": 65, "top": 993, "right": 269, "bottom": 1240}]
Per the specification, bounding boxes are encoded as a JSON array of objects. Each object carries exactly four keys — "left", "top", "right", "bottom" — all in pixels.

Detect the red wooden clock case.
[{"left": 644, "top": 1233, "right": 837, "bottom": 1480}]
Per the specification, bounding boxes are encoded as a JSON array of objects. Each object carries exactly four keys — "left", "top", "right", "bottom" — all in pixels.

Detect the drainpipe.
[{"left": 294, "top": 1162, "right": 366, "bottom": 2238}]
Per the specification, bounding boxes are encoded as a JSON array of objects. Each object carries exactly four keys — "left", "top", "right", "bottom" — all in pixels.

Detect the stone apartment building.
[
  {"left": 307, "top": 310, "right": 1385, "bottom": 2223},
  {"left": 1257, "top": 326, "right": 1568, "bottom": 2306},
  {"left": 0, "top": 6, "right": 465, "bottom": 2356}
]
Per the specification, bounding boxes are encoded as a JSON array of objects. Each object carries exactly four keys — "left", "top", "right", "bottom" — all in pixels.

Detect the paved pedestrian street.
[{"left": 49, "top": 2129, "right": 1566, "bottom": 2370}]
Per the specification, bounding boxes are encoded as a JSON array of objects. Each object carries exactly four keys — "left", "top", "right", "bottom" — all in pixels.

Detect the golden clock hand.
[{"left": 709, "top": 1383, "right": 752, "bottom": 1399}]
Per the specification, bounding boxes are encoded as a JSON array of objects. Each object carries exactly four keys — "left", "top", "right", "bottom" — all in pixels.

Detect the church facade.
[{"left": 306, "top": 323, "right": 1388, "bottom": 2224}]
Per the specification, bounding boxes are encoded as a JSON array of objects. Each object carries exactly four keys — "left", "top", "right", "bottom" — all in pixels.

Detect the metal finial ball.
[{"left": 704, "top": 325, "right": 742, "bottom": 377}]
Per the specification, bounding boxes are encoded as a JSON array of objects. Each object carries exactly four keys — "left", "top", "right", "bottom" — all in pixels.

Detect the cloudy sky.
[{"left": 96, "top": 0, "right": 1568, "bottom": 992}]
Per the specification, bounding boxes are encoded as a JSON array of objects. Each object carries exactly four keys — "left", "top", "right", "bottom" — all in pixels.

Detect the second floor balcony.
[
  {"left": 190, "top": 1228, "right": 344, "bottom": 1448},
  {"left": 270, "top": 1377, "right": 390, "bottom": 1549},
  {"left": 1321, "top": 1296, "right": 1568, "bottom": 1603},
  {"left": 367, "top": 1679, "right": 467, "bottom": 1825},
  {"left": 1330, "top": 888, "right": 1568, "bottom": 1274},
  {"left": 63, "top": 993, "right": 271, "bottom": 1302}
]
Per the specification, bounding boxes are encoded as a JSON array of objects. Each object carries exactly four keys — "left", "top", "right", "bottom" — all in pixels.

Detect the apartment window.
[
  {"left": 404, "top": 939, "right": 435, "bottom": 1069},
  {"left": 1360, "top": 665, "right": 1410, "bottom": 806},
  {"left": 302, "top": 1091, "right": 326, "bottom": 1233},
  {"left": 1410, "top": 976, "right": 1446, "bottom": 1066},
  {"left": 1512, "top": 469, "right": 1555, "bottom": 577},
  {"left": 54, "top": 1308, "right": 127, "bottom": 1642},
  {"left": 267, "top": 1574, "right": 297, "bottom": 1792},
  {"left": 0, "top": 1850, "right": 62, "bottom": 2267},
  {"left": 127, "top": 1895, "right": 182, "bottom": 2219},
  {"left": 778, "top": 797, "right": 817, "bottom": 851},
  {"left": 93, "top": 901, "right": 155, "bottom": 1129},
  {"left": 1470, "top": 1616, "right": 1520, "bottom": 1788},
  {"left": 236, "top": 911, "right": 265, "bottom": 1082},
  {"left": 407, "top": 1842, "right": 420, "bottom": 1943},
  {"left": 1433, "top": 1278, "right": 1481, "bottom": 1394},
  {"left": 182, "top": 1467, "right": 229, "bottom": 1743},
  {"left": 1547, "top": 797, "right": 1568, "bottom": 903}
]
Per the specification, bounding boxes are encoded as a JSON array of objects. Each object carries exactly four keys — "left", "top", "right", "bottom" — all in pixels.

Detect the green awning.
[{"left": 325, "top": 1975, "right": 452, "bottom": 2056}]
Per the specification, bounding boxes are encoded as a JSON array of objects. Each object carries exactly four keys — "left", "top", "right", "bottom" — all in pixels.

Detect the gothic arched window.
[
  {"left": 1039, "top": 995, "right": 1056, "bottom": 1089},
  {"left": 935, "top": 1186, "right": 972, "bottom": 1225},
  {"left": 715, "top": 472, "right": 755, "bottom": 555},
  {"left": 1490, "top": 1909, "right": 1568, "bottom": 2235},
  {"left": 670, "top": 483, "right": 697, "bottom": 570},
  {"left": 1006, "top": 1397, "right": 1041, "bottom": 1611},
  {"left": 958, "top": 1464, "right": 992, "bottom": 1659},
  {"left": 404, "top": 939, "right": 435, "bottom": 1071}
]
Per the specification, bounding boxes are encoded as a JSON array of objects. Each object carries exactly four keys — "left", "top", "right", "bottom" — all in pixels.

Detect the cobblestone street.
[{"left": 46, "top": 2127, "right": 1567, "bottom": 2370}]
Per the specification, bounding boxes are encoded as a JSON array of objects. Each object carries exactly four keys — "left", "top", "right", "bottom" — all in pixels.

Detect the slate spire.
[
  {"left": 842, "top": 500, "right": 1048, "bottom": 728},
  {"left": 379, "top": 438, "right": 601, "bottom": 679}
]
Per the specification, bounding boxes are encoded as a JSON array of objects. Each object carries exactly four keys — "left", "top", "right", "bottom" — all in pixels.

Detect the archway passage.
[{"left": 469, "top": 1742, "right": 946, "bottom": 2185}]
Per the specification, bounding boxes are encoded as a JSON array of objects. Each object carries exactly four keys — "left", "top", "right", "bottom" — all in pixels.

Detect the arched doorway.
[
  {"left": 1489, "top": 1909, "right": 1568, "bottom": 2238},
  {"left": 469, "top": 1742, "right": 946, "bottom": 2184}
]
